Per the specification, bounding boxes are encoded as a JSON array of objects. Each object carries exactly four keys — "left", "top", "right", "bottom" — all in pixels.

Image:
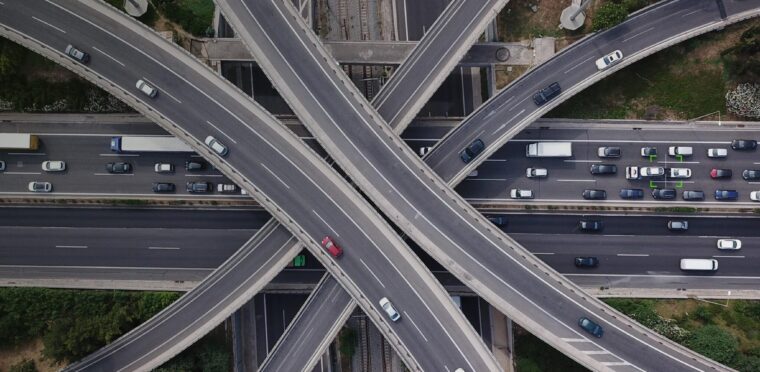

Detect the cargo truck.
[
  {"left": 525, "top": 142, "right": 572, "bottom": 157},
  {"left": 0, "top": 133, "right": 39, "bottom": 150},
  {"left": 110, "top": 136, "right": 194, "bottom": 153}
]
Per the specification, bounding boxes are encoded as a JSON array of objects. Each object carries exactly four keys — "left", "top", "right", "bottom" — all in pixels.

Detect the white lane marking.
[
  {"left": 712, "top": 255, "right": 745, "bottom": 259},
  {"left": 0, "top": 2, "right": 5, "bottom": 5},
  {"left": 617, "top": 254, "right": 650, "bottom": 257},
  {"left": 681, "top": 9, "right": 702, "bottom": 17},
  {"left": 91, "top": 46, "right": 125, "bottom": 67},
  {"left": 32, "top": 16, "right": 66, "bottom": 33},
  {"left": 403, "top": 311, "right": 429, "bottom": 342},
  {"left": 7, "top": 152, "right": 46, "bottom": 156},
  {"left": 260, "top": 163, "right": 290, "bottom": 189},
  {"left": 556, "top": 179, "right": 596, "bottom": 182},
  {"left": 3, "top": 172, "right": 41, "bottom": 175},
  {"left": 564, "top": 55, "right": 595, "bottom": 74},
  {"left": 99, "top": 153, "right": 139, "bottom": 157},
  {"left": 657, "top": 161, "right": 700, "bottom": 164},
  {"left": 56, "top": 245, "right": 87, "bottom": 249},
  {"left": 465, "top": 178, "right": 507, "bottom": 181},
  {"left": 532, "top": 252, "right": 555, "bottom": 255},
  {"left": 749, "top": 182, "right": 760, "bottom": 185},
  {"left": 508, "top": 96, "right": 529, "bottom": 111},
  {"left": 359, "top": 258, "right": 385, "bottom": 288},
  {"left": 312, "top": 209, "right": 339, "bottom": 238},
  {"left": 510, "top": 138, "right": 731, "bottom": 144},
  {"left": 93, "top": 173, "right": 134, "bottom": 176},
  {"left": 622, "top": 26, "right": 655, "bottom": 42},
  {"left": 184, "top": 174, "right": 223, "bottom": 177},
  {"left": 148, "top": 246, "right": 180, "bottom": 250},
  {"left": 563, "top": 160, "right": 601, "bottom": 163},
  {"left": 205, "top": 120, "right": 238, "bottom": 144},
  {"left": 484, "top": 159, "right": 508, "bottom": 162},
  {"left": 493, "top": 109, "right": 525, "bottom": 134},
  {"left": 141, "top": 77, "right": 182, "bottom": 104}
]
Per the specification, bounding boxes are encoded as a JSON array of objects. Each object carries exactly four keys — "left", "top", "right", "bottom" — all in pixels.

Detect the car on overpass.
[
  {"left": 459, "top": 139, "right": 485, "bottom": 163},
  {"left": 578, "top": 317, "right": 604, "bottom": 338},
  {"left": 321, "top": 236, "right": 343, "bottom": 258},
  {"left": 136, "top": 79, "right": 158, "bottom": 98},
  {"left": 205, "top": 136, "right": 229, "bottom": 157},
  {"left": 595, "top": 50, "right": 623, "bottom": 70},
  {"left": 379, "top": 297, "right": 400, "bottom": 322},
  {"left": 532, "top": 82, "right": 561, "bottom": 106},
  {"left": 64, "top": 44, "right": 90, "bottom": 64}
]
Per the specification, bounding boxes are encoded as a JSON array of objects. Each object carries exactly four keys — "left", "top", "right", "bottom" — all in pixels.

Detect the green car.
[{"left": 289, "top": 254, "right": 307, "bottom": 268}]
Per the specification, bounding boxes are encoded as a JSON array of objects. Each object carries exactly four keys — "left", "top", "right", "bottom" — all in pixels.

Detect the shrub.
[
  {"left": 592, "top": 3, "right": 629, "bottom": 31},
  {"left": 686, "top": 325, "right": 739, "bottom": 365},
  {"left": 153, "top": 0, "right": 214, "bottom": 36},
  {"left": 339, "top": 327, "right": 356, "bottom": 358},
  {"left": 9, "top": 359, "right": 37, "bottom": 372}
]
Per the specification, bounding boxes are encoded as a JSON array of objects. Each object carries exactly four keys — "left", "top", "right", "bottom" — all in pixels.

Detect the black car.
[
  {"left": 579, "top": 219, "right": 603, "bottom": 232},
  {"left": 152, "top": 182, "right": 175, "bottom": 193},
  {"left": 743, "top": 169, "right": 760, "bottom": 181},
  {"left": 682, "top": 190, "right": 705, "bottom": 201},
  {"left": 652, "top": 188, "right": 676, "bottom": 200},
  {"left": 574, "top": 257, "right": 599, "bottom": 268},
  {"left": 486, "top": 216, "right": 508, "bottom": 227},
  {"left": 619, "top": 188, "right": 644, "bottom": 199},
  {"left": 715, "top": 189, "right": 739, "bottom": 201},
  {"left": 106, "top": 162, "right": 131, "bottom": 174},
  {"left": 731, "top": 139, "right": 757, "bottom": 151},
  {"left": 459, "top": 139, "right": 485, "bottom": 163},
  {"left": 582, "top": 189, "right": 607, "bottom": 200},
  {"left": 185, "top": 161, "right": 205, "bottom": 171},
  {"left": 532, "top": 82, "right": 561, "bottom": 106},
  {"left": 590, "top": 164, "right": 617, "bottom": 175},
  {"left": 578, "top": 317, "right": 604, "bottom": 338},
  {"left": 186, "top": 181, "right": 212, "bottom": 193},
  {"left": 641, "top": 147, "right": 657, "bottom": 157},
  {"left": 597, "top": 146, "right": 621, "bottom": 158}
]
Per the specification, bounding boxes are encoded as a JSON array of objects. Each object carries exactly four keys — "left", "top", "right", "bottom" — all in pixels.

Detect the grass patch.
[
  {"left": 154, "top": 0, "right": 215, "bottom": 37},
  {"left": 514, "top": 326, "right": 586, "bottom": 372}
]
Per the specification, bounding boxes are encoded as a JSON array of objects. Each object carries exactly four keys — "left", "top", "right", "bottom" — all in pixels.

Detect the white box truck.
[
  {"left": 0, "top": 133, "right": 39, "bottom": 150},
  {"left": 525, "top": 142, "right": 572, "bottom": 158},
  {"left": 110, "top": 136, "right": 194, "bottom": 153}
]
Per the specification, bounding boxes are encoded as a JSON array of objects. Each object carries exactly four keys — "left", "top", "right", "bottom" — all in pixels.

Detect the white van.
[
  {"left": 668, "top": 146, "right": 693, "bottom": 157},
  {"left": 680, "top": 258, "right": 718, "bottom": 271}
]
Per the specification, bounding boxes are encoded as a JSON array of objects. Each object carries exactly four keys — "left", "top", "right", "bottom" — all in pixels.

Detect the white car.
[
  {"left": 707, "top": 148, "right": 728, "bottom": 158},
  {"left": 625, "top": 166, "right": 639, "bottom": 180},
  {"left": 526, "top": 168, "right": 548, "bottom": 178},
  {"left": 751, "top": 191, "right": 760, "bottom": 201},
  {"left": 135, "top": 79, "right": 158, "bottom": 98},
  {"left": 28, "top": 181, "right": 52, "bottom": 192},
  {"left": 205, "top": 136, "right": 229, "bottom": 156},
  {"left": 510, "top": 189, "right": 534, "bottom": 199},
  {"left": 41, "top": 160, "right": 66, "bottom": 172},
  {"left": 379, "top": 297, "right": 401, "bottom": 322},
  {"left": 640, "top": 167, "right": 665, "bottom": 177},
  {"left": 467, "top": 170, "right": 478, "bottom": 178},
  {"left": 668, "top": 146, "right": 692, "bottom": 157},
  {"left": 419, "top": 146, "right": 433, "bottom": 157},
  {"left": 217, "top": 183, "right": 238, "bottom": 193},
  {"left": 154, "top": 163, "right": 174, "bottom": 173},
  {"left": 595, "top": 50, "right": 623, "bottom": 70},
  {"left": 669, "top": 168, "right": 691, "bottom": 179},
  {"left": 0, "top": 160, "right": 6, "bottom": 171},
  {"left": 717, "top": 239, "right": 742, "bottom": 250}
]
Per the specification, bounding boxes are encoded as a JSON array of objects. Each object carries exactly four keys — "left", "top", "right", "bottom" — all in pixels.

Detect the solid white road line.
[
  {"left": 622, "top": 26, "right": 655, "bottom": 42},
  {"left": 359, "top": 258, "right": 385, "bottom": 288},
  {"left": 206, "top": 120, "right": 238, "bottom": 144},
  {"left": 148, "top": 246, "right": 180, "bottom": 250},
  {"left": 508, "top": 96, "right": 529, "bottom": 111},
  {"left": 184, "top": 174, "right": 223, "bottom": 177},
  {"left": 8, "top": 152, "right": 46, "bottom": 156},
  {"left": 563, "top": 160, "right": 601, "bottom": 163},
  {"left": 93, "top": 173, "right": 134, "bottom": 176},
  {"left": 99, "top": 153, "right": 139, "bottom": 157},
  {"left": 56, "top": 245, "right": 87, "bottom": 249},
  {"left": 312, "top": 209, "right": 339, "bottom": 238},
  {"left": 564, "top": 55, "right": 595, "bottom": 74},
  {"left": 466, "top": 178, "right": 507, "bottom": 181},
  {"left": 713, "top": 255, "right": 745, "bottom": 259},
  {"left": 91, "top": 46, "right": 125, "bottom": 67},
  {"left": 556, "top": 179, "right": 596, "bottom": 182},
  {"left": 3, "top": 172, "right": 41, "bottom": 175},
  {"left": 403, "top": 311, "right": 429, "bottom": 342},
  {"left": 617, "top": 253, "right": 650, "bottom": 257},
  {"left": 141, "top": 77, "right": 182, "bottom": 104},
  {"left": 260, "top": 163, "right": 290, "bottom": 189},
  {"left": 532, "top": 252, "right": 555, "bottom": 255},
  {"left": 493, "top": 109, "right": 525, "bottom": 134},
  {"left": 32, "top": 16, "right": 66, "bottom": 33}
]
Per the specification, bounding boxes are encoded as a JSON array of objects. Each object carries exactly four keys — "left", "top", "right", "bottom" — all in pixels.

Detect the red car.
[
  {"left": 321, "top": 236, "right": 343, "bottom": 258},
  {"left": 710, "top": 168, "right": 732, "bottom": 179}
]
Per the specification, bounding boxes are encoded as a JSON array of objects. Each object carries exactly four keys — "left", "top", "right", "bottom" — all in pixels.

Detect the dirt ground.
[
  {"left": 494, "top": 65, "right": 529, "bottom": 90},
  {"left": 0, "top": 339, "right": 64, "bottom": 372},
  {"left": 152, "top": 14, "right": 196, "bottom": 50}
]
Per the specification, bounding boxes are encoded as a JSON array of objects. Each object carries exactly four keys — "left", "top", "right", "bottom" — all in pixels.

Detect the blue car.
[
  {"left": 619, "top": 188, "right": 644, "bottom": 199},
  {"left": 579, "top": 317, "right": 604, "bottom": 338},
  {"left": 459, "top": 139, "right": 485, "bottom": 163},
  {"left": 715, "top": 189, "right": 738, "bottom": 201}
]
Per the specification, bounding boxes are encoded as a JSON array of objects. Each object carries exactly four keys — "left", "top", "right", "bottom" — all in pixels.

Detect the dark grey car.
[
  {"left": 682, "top": 190, "right": 705, "bottom": 201},
  {"left": 532, "top": 82, "right": 561, "bottom": 106},
  {"left": 582, "top": 189, "right": 607, "bottom": 200},
  {"left": 590, "top": 164, "right": 617, "bottom": 175},
  {"left": 652, "top": 188, "right": 676, "bottom": 200}
]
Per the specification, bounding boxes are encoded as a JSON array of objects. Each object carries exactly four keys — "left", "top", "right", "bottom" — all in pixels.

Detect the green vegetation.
[
  {"left": 154, "top": 333, "right": 230, "bottom": 372},
  {"left": 592, "top": 2, "right": 628, "bottom": 31},
  {"left": 154, "top": 0, "right": 215, "bottom": 36},
  {"left": 514, "top": 328, "right": 586, "bottom": 372},
  {"left": 721, "top": 25, "right": 760, "bottom": 83},
  {"left": 654, "top": 207, "right": 697, "bottom": 213},
  {"left": 9, "top": 359, "right": 37, "bottom": 372},
  {"left": 0, "top": 287, "right": 180, "bottom": 363},
  {"left": 605, "top": 298, "right": 760, "bottom": 370},
  {"left": 0, "top": 38, "right": 131, "bottom": 113},
  {"left": 338, "top": 327, "right": 356, "bottom": 359},
  {"left": 103, "top": 0, "right": 159, "bottom": 27}
]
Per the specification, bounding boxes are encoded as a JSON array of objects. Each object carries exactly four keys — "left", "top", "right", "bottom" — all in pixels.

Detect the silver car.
[
  {"left": 205, "top": 135, "right": 229, "bottom": 156},
  {"left": 379, "top": 297, "right": 400, "bottom": 322},
  {"left": 707, "top": 148, "right": 728, "bottom": 158},
  {"left": 136, "top": 79, "right": 158, "bottom": 98},
  {"left": 42, "top": 160, "right": 66, "bottom": 172},
  {"left": 28, "top": 181, "right": 52, "bottom": 192}
]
